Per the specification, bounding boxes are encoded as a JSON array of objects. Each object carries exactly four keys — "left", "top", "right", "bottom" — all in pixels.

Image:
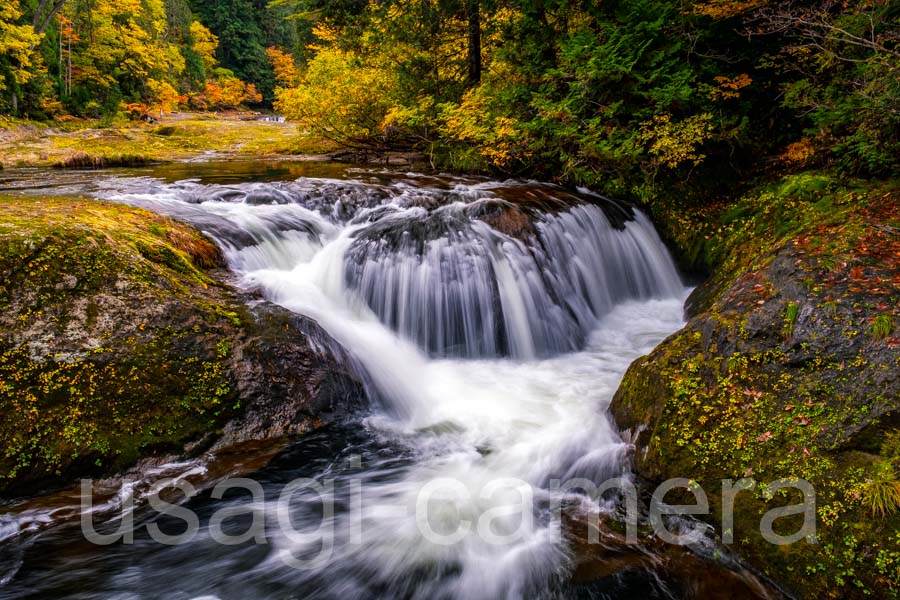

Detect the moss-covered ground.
[
  {"left": 0, "top": 196, "right": 251, "bottom": 496},
  {"left": 613, "top": 173, "right": 900, "bottom": 598},
  {"left": 0, "top": 112, "right": 335, "bottom": 169}
]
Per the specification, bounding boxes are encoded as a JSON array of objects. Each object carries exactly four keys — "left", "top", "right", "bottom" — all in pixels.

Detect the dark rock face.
[
  {"left": 471, "top": 201, "right": 536, "bottom": 240},
  {"left": 610, "top": 187, "right": 900, "bottom": 598},
  {"left": 0, "top": 198, "right": 365, "bottom": 499},
  {"left": 215, "top": 303, "right": 368, "bottom": 450}
]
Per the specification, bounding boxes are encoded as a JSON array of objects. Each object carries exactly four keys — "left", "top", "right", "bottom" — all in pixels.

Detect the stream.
[{"left": 0, "top": 162, "right": 777, "bottom": 599}]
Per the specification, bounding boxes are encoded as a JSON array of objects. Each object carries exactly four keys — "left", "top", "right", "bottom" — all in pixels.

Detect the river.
[{"left": 0, "top": 161, "right": 777, "bottom": 599}]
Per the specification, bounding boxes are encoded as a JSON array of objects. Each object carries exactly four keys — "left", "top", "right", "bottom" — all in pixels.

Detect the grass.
[
  {"left": 862, "top": 463, "right": 900, "bottom": 519},
  {"left": 783, "top": 301, "right": 800, "bottom": 340},
  {"left": 0, "top": 112, "right": 336, "bottom": 168},
  {"left": 873, "top": 313, "right": 893, "bottom": 339},
  {"left": 54, "top": 151, "right": 153, "bottom": 169}
]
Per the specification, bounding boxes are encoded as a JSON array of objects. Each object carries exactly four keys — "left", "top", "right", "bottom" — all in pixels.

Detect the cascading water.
[
  {"left": 344, "top": 202, "right": 681, "bottom": 359},
  {"left": 106, "top": 177, "right": 683, "bottom": 363},
  {"left": 0, "top": 171, "right": 722, "bottom": 599}
]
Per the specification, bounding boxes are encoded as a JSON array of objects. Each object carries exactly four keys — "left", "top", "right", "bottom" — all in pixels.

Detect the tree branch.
[{"left": 34, "top": 0, "right": 68, "bottom": 37}]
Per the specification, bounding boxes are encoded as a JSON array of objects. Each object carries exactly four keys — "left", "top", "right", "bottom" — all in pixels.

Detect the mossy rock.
[
  {"left": 0, "top": 196, "right": 365, "bottom": 498},
  {"left": 612, "top": 178, "right": 900, "bottom": 598}
]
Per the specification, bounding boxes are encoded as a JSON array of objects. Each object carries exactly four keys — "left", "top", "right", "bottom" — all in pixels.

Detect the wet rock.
[
  {"left": 0, "top": 198, "right": 365, "bottom": 499},
  {"left": 610, "top": 187, "right": 900, "bottom": 598},
  {"left": 470, "top": 200, "right": 536, "bottom": 240},
  {"left": 214, "top": 303, "right": 368, "bottom": 450}
]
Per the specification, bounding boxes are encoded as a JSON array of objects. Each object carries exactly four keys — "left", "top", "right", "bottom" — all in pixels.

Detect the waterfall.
[
  {"left": 1, "top": 173, "right": 691, "bottom": 599},
  {"left": 111, "top": 177, "right": 683, "bottom": 361}
]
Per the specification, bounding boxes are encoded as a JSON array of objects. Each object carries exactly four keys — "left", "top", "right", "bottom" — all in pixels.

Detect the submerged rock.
[
  {"left": 611, "top": 181, "right": 900, "bottom": 598},
  {"left": 0, "top": 197, "right": 365, "bottom": 499}
]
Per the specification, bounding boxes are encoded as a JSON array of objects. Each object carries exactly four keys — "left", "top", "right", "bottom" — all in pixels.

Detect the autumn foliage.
[
  {"left": 266, "top": 47, "right": 297, "bottom": 87},
  {"left": 1, "top": 0, "right": 897, "bottom": 188},
  {"left": 194, "top": 77, "right": 262, "bottom": 111},
  {"left": 0, "top": 0, "right": 269, "bottom": 119}
]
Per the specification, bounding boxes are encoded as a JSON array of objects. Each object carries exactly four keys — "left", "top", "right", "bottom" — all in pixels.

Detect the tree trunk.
[
  {"left": 11, "top": 92, "right": 18, "bottom": 116},
  {"left": 34, "top": 0, "right": 69, "bottom": 37},
  {"left": 466, "top": 0, "right": 481, "bottom": 86},
  {"left": 67, "top": 32, "right": 72, "bottom": 95}
]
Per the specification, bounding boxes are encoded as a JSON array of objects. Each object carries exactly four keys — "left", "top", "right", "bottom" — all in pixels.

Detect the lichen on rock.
[
  {"left": 612, "top": 175, "right": 900, "bottom": 598},
  {"left": 0, "top": 196, "right": 365, "bottom": 498}
]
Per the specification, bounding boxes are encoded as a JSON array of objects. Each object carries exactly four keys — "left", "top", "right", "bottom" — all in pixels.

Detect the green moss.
[
  {"left": 883, "top": 431, "right": 900, "bottom": 465},
  {"left": 650, "top": 172, "right": 893, "bottom": 303},
  {"left": 616, "top": 174, "right": 900, "bottom": 598},
  {"left": 0, "top": 196, "right": 222, "bottom": 293},
  {"left": 0, "top": 333, "right": 233, "bottom": 484},
  {"left": 0, "top": 196, "right": 242, "bottom": 495},
  {"left": 151, "top": 125, "right": 178, "bottom": 137},
  {"left": 626, "top": 324, "right": 900, "bottom": 596}
]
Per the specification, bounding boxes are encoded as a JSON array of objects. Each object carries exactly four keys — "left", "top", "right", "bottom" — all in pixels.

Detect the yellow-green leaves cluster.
[
  {"left": 639, "top": 112, "right": 714, "bottom": 169},
  {"left": 439, "top": 88, "right": 527, "bottom": 168},
  {"left": 190, "top": 21, "right": 219, "bottom": 73},
  {"left": 0, "top": 0, "right": 42, "bottom": 92},
  {"left": 76, "top": 0, "right": 184, "bottom": 88},
  {"left": 274, "top": 47, "right": 398, "bottom": 146}
]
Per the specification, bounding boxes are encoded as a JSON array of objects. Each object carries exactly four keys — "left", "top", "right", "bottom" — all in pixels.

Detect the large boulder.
[
  {"left": 611, "top": 179, "right": 899, "bottom": 598},
  {"left": 0, "top": 197, "right": 365, "bottom": 498}
]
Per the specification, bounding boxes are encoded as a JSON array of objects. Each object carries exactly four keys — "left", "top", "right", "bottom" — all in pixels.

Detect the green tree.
[
  {"left": 0, "top": 0, "right": 42, "bottom": 114},
  {"left": 188, "top": 0, "right": 273, "bottom": 103}
]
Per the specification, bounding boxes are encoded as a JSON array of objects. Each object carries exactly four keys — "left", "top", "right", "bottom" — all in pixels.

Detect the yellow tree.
[
  {"left": 266, "top": 47, "right": 297, "bottom": 87},
  {"left": 190, "top": 21, "right": 219, "bottom": 74},
  {"left": 0, "top": 0, "right": 42, "bottom": 113},
  {"left": 65, "top": 0, "right": 183, "bottom": 111}
]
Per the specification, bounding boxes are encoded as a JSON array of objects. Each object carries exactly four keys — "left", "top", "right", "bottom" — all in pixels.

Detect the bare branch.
[
  {"left": 34, "top": 0, "right": 68, "bottom": 37},
  {"left": 745, "top": 1, "right": 900, "bottom": 61}
]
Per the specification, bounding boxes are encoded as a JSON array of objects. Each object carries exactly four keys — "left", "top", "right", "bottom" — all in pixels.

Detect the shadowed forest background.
[{"left": 1, "top": 0, "right": 897, "bottom": 199}]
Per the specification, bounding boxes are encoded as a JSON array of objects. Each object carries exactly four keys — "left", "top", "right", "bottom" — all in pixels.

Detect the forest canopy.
[
  {"left": 1, "top": 0, "right": 897, "bottom": 198},
  {"left": 270, "top": 0, "right": 899, "bottom": 197},
  {"left": 0, "top": 0, "right": 300, "bottom": 118}
]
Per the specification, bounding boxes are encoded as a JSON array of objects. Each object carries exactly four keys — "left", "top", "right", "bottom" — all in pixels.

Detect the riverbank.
[
  {"left": 612, "top": 172, "right": 900, "bottom": 598},
  {"left": 0, "top": 112, "right": 334, "bottom": 169},
  {"left": 0, "top": 195, "right": 365, "bottom": 497}
]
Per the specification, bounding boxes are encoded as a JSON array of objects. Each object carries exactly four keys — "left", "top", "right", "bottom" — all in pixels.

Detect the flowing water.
[{"left": 0, "top": 164, "right": 775, "bottom": 599}]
